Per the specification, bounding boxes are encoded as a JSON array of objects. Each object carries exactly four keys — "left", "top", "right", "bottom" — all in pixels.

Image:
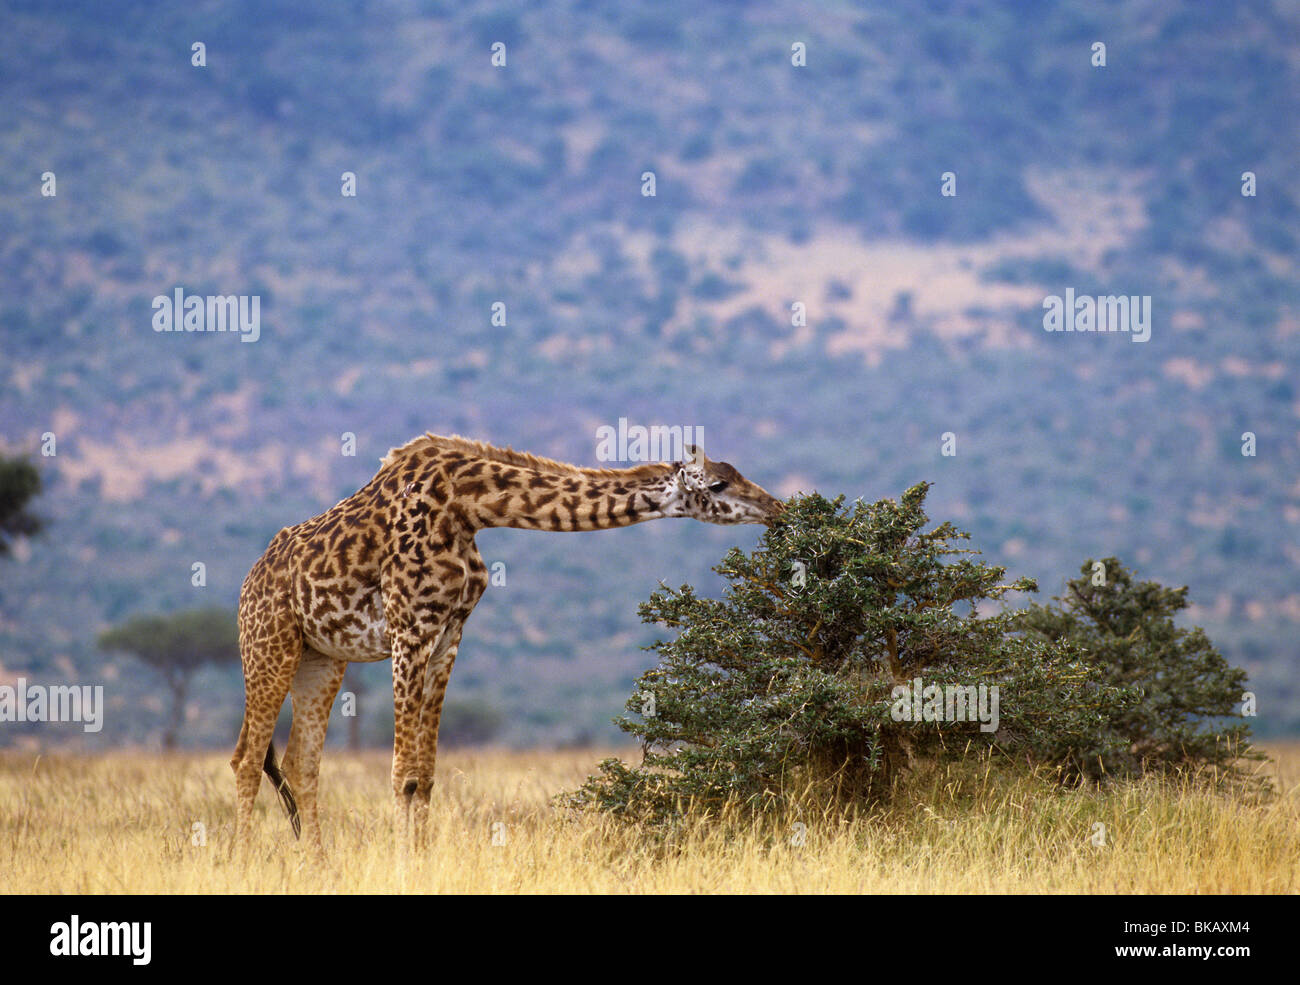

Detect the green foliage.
[
  {"left": 570, "top": 485, "right": 1127, "bottom": 824},
  {"left": 98, "top": 608, "right": 238, "bottom": 749},
  {"left": 0, "top": 455, "right": 42, "bottom": 556},
  {"left": 1019, "top": 558, "right": 1263, "bottom": 783}
]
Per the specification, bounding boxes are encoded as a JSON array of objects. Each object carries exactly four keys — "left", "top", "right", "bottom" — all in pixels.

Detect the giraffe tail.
[{"left": 263, "top": 741, "right": 301, "bottom": 840}]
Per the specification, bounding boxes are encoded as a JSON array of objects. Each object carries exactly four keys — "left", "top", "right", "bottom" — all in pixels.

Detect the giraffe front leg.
[
  {"left": 411, "top": 625, "right": 463, "bottom": 847},
  {"left": 390, "top": 634, "right": 431, "bottom": 853}
]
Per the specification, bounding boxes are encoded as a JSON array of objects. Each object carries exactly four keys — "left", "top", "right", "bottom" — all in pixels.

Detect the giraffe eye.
[{"left": 708, "top": 481, "right": 729, "bottom": 493}]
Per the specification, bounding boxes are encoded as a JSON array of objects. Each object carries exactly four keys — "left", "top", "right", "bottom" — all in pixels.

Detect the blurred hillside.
[{"left": 1, "top": 0, "right": 1297, "bottom": 746}]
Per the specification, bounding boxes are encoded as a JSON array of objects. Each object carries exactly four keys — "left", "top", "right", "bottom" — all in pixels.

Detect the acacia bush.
[{"left": 570, "top": 484, "right": 1133, "bottom": 824}]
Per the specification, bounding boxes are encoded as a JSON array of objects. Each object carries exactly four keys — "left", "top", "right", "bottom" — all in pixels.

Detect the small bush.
[{"left": 1018, "top": 557, "right": 1263, "bottom": 784}]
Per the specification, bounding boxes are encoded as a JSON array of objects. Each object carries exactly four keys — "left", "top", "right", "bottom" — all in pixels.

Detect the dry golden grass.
[{"left": 1, "top": 744, "right": 1296, "bottom": 894}]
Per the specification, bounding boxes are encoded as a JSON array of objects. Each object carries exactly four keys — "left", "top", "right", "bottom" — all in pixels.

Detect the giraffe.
[{"left": 230, "top": 432, "right": 783, "bottom": 851}]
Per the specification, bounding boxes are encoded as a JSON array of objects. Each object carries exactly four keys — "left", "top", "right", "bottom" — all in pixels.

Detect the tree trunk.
[
  {"left": 163, "top": 674, "right": 189, "bottom": 751},
  {"left": 344, "top": 667, "right": 365, "bottom": 751}
]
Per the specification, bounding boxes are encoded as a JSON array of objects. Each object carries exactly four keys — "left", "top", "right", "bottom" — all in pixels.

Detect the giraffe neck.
[{"left": 452, "top": 459, "right": 678, "bottom": 532}]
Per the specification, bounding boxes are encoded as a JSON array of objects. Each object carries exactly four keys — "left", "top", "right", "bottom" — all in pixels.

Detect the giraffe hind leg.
[
  {"left": 232, "top": 687, "right": 291, "bottom": 847},
  {"left": 279, "top": 648, "right": 348, "bottom": 852},
  {"left": 231, "top": 613, "right": 302, "bottom": 847}
]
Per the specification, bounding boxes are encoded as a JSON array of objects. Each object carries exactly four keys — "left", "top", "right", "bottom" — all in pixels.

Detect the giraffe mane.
[{"left": 379, "top": 432, "right": 674, "bottom": 479}]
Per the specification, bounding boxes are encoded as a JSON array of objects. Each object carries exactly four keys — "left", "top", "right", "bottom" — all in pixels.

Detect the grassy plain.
[{"left": 2, "top": 744, "right": 1295, "bottom": 894}]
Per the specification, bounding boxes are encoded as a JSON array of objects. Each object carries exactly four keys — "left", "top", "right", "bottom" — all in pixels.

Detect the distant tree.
[
  {"left": 98, "top": 609, "right": 238, "bottom": 750},
  {"left": 1019, "top": 558, "right": 1263, "bottom": 784},
  {"left": 439, "top": 699, "right": 504, "bottom": 747},
  {"left": 0, "top": 455, "right": 42, "bottom": 556}
]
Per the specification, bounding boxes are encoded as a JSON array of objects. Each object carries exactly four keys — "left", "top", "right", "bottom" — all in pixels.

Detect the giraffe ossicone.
[{"left": 230, "top": 432, "right": 783, "bottom": 852}]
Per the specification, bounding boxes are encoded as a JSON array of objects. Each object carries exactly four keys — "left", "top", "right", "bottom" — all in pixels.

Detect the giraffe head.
[{"left": 659, "top": 446, "right": 784, "bottom": 525}]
